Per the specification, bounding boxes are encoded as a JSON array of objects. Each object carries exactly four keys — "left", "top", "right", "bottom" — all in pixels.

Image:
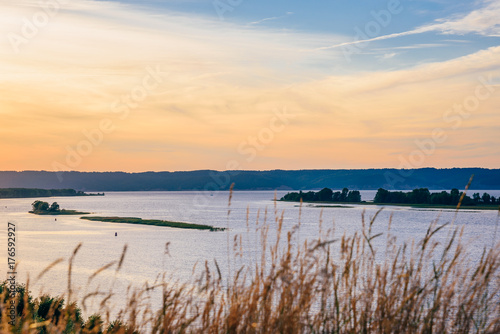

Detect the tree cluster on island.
[
  {"left": 31, "top": 200, "right": 60, "bottom": 213},
  {"left": 281, "top": 188, "right": 362, "bottom": 203},
  {"left": 30, "top": 200, "right": 89, "bottom": 215},
  {"left": 374, "top": 188, "right": 499, "bottom": 206}
]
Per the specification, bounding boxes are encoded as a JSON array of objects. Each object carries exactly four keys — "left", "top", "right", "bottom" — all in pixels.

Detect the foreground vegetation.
[
  {"left": 2, "top": 199, "right": 500, "bottom": 333},
  {"left": 80, "top": 216, "right": 225, "bottom": 231},
  {"left": 29, "top": 201, "right": 90, "bottom": 215},
  {"left": 0, "top": 188, "right": 103, "bottom": 199}
]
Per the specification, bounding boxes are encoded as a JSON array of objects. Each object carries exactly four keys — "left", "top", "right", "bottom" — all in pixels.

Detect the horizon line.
[{"left": 1, "top": 167, "right": 498, "bottom": 174}]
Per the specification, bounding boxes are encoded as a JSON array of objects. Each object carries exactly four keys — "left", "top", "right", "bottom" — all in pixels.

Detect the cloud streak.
[
  {"left": 249, "top": 11, "right": 293, "bottom": 25},
  {"left": 314, "top": 0, "right": 500, "bottom": 51}
]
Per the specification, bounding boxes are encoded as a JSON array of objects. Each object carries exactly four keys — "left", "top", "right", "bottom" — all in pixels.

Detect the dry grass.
[{"left": 2, "top": 196, "right": 500, "bottom": 333}]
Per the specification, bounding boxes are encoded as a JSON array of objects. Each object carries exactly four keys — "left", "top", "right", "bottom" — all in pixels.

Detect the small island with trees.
[
  {"left": 373, "top": 188, "right": 499, "bottom": 209},
  {"left": 0, "top": 188, "right": 104, "bottom": 199},
  {"left": 280, "top": 187, "right": 499, "bottom": 210},
  {"left": 29, "top": 200, "right": 90, "bottom": 215},
  {"left": 28, "top": 201, "right": 224, "bottom": 230},
  {"left": 281, "top": 188, "right": 362, "bottom": 203},
  {"left": 29, "top": 201, "right": 226, "bottom": 232}
]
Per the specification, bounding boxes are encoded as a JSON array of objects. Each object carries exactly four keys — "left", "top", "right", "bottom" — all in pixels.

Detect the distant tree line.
[
  {"left": 0, "top": 188, "right": 103, "bottom": 199},
  {"left": 1, "top": 168, "right": 499, "bottom": 191},
  {"left": 281, "top": 188, "right": 362, "bottom": 203},
  {"left": 374, "top": 188, "right": 499, "bottom": 206}
]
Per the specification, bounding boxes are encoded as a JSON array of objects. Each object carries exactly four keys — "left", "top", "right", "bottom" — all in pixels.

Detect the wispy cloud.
[
  {"left": 249, "top": 12, "right": 293, "bottom": 25},
  {"left": 378, "top": 52, "right": 397, "bottom": 60},
  {"left": 375, "top": 43, "right": 448, "bottom": 51},
  {"left": 318, "top": 46, "right": 500, "bottom": 94},
  {"left": 436, "top": 0, "right": 500, "bottom": 36},
  {"left": 313, "top": 26, "right": 437, "bottom": 51},
  {"left": 314, "top": 0, "right": 500, "bottom": 51}
]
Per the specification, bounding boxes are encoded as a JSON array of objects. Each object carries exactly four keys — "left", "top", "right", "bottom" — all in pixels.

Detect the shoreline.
[
  {"left": 280, "top": 200, "right": 500, "bottom": 211},
  {"left": 29, "top": 210, "right": 90, "bottom": 215}
]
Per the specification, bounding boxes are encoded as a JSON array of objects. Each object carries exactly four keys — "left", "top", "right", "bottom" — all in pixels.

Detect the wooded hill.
[{"left": 0, "top": 168, "right": 498, "bottom": 191}]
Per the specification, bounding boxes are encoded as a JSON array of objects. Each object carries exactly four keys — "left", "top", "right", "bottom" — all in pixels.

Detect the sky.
[{"left": 0, "top": 0, "right": 499, "bottom": 172}]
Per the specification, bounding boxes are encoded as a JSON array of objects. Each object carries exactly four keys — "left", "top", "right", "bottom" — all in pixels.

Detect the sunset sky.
[{"left": 1, "top": 0, "right": 499, "bottom": 172}]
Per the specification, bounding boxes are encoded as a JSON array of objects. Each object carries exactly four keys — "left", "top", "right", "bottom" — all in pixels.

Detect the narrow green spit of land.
[
  {"left": 81, "top": 216, "right": 225, "bottom": 231},
  {"left": 281, "top": 187, "right": 500, "bottom": 210},
  {"left": 0, "top": 188, "right": 104, "bottom": 199},
  {"left": 29, "top": 200, "right": 90, "bottom": 215}
]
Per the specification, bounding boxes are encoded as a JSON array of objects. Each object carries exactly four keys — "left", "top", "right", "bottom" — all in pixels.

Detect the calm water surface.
[{"left": 1, "top": 190, "right": 499, "bottom": 315}]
